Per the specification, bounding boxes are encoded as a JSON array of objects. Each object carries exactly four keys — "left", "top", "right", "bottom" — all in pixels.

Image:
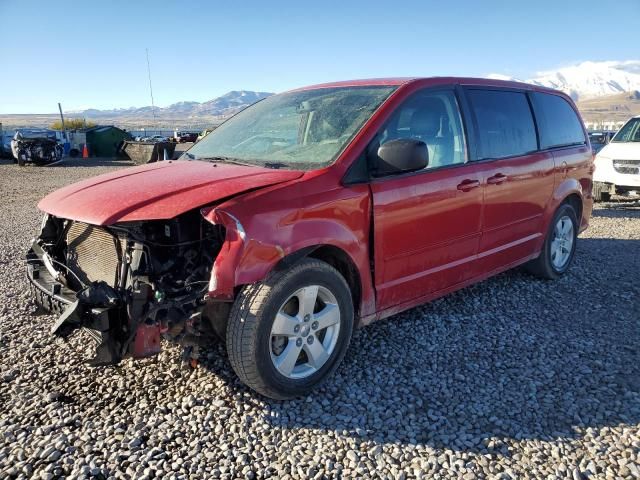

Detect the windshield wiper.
[
  {"left": 197, "top": 156, "right": 255, "bottom": 166},
  {"left": 263, "top": 162, "right": 288, "bottom": 169}
]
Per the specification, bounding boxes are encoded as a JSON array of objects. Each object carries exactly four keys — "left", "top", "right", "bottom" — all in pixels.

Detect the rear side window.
[
  {"left": 530, "top": 92, "right": 586, "bottom": 149},
  {"left": 467, "top": 90, "right": 537, "bottom": 160}
]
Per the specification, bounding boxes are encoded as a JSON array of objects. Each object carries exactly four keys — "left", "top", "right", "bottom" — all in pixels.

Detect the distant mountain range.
[
  {"left": 4, "top": 60, "right": 640, "bottom": 129},
  {"left": 489, "top": 60, "right": 640, "bottom": 101},
  {"left": 75, "top": 60, "right": 640, "bottom": 120},
  {"left": 69, "top": 90, "right": 274, "bottom": 119}
]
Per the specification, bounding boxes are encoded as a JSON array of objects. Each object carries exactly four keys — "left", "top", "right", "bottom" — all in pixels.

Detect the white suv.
[{"left": 593, "top": 115, "right": 640, "bottom": 201}]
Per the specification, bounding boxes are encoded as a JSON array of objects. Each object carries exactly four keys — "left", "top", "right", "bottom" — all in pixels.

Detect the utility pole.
[
  {"left": 58, "top": 102, "right": 68, "bottom": 142},
  {"left": 146, "top": 48, "right": 157, "bottom": 123}
]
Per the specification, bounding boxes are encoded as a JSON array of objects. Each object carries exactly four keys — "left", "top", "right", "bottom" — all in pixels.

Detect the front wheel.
[
  {"left": 525, "top": 203, "right": 578, "bottom": 280},
  {"left": 226, "top": 258, "right": 354, "bottom": 399}
]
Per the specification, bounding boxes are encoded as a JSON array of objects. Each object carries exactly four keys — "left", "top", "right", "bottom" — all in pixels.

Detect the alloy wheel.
[
  {"left": 269, "top": 285, "right": 341, "bottom": 379},
  {"left": 550, "top": 215, "right": 574, "bottom": 270}
]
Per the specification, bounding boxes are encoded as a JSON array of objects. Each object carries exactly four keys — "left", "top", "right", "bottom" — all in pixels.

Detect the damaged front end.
[
  {"left": 26, "top": 210, "right": 225, "bottom": 366},
  {"left": 14, "top": 137, "right": 63, "bottom": 165}
]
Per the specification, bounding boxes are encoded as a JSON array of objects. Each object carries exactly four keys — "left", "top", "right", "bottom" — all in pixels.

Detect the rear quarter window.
[
  {"left": 467, "top": 89, "right": 538, "bottom": 160},
  {"left": 530, "top": 92, "right": 586, "bottom": 149}
]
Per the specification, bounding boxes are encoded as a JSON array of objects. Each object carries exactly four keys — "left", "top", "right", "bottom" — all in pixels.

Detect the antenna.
[{"left": 146, "top": 48, "right": 157, "bottom": 122}]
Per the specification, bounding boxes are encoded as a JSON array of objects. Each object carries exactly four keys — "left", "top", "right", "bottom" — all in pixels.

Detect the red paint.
[
  {"left": 39, "top": 77, "right": 593, "bottom": 326},
  {"left": 370, "top": 162, "right": 483, "bottom": 308},
  {"left": 38, "top": 160, "right": 302, "bottom": 225},
  {"left": 131, "top": 323, "right": 161, "bottom": 358},
  {"left": 474, "top": 151, "right": 555, "bottom": 271}
]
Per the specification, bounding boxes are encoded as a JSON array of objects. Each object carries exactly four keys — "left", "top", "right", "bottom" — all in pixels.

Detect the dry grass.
[{"left": 577, "top": 91, "right": 640, "bottom": 123}]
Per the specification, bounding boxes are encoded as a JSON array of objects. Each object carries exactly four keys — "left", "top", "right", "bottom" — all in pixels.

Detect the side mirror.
[{"left": 370, "top": 138, "right": 428, "bottom": 177}]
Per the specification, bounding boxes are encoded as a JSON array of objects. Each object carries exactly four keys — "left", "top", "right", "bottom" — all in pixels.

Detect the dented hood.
[{"left": 38, "top": 160, "right": 302, "bottom": 225}]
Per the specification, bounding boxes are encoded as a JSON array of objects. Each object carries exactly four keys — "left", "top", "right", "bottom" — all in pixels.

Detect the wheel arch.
[
  {"left": 271, "top": 244, "right": 363, "bottom": 323},
  {"left": 563, "top": 192, "right": 583, "bottom": 224},
  {"left": 547, "top": 178, "right": 587, "bottom": 231}
]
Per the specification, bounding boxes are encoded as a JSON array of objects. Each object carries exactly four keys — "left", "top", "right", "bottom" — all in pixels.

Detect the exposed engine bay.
[
  {"left": 26, "top": 210, "right": 226, "bottom": 366},
  {"left": 12, "top": 135, "right": 63, "bottom": 166}
]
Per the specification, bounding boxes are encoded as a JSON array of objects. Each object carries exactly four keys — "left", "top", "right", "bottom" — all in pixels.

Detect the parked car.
[
  {"left": 11, "top": 129, "right": 63, "bottom": 166},
  {"left": 197, "top": 128, "right": 215, "bottom": 142},
  {"left": 588, "top": 131, "right": 616, "bottom": 154},
  {"left": 1, "top": 132, "right": 14, "bottom": 158},
  {"left": 592, "top": 116, "right": 640, "bottom": 201},
  {"left": 26, "top": 77, "right": 593, "bottom": 399},
  {"left": 144, "top": 135, "right": 169, "bottom": 143},
  {"left": 176, "top": 132, "right": 198, "bottom": 143},
  {"left": 137, "top": 135, "right": 167, "bottom": 142}
]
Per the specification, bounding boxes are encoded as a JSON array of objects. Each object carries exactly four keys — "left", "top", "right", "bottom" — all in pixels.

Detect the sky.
[{"left": 0, "top": 0, "right": 639, "bottom": 114}]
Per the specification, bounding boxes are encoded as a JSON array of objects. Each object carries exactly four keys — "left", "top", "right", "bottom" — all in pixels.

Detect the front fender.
[
  {"left": 201, "top": 188, "right": 375, "bottom": 318},
  {"left": 237, "top": 220, "right": 362, "bottom": 282},
  {"left": 201, "top": 208, "right": 247, "bottom": 301}
]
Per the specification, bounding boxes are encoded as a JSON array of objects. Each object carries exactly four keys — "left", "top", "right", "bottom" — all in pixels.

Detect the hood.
[
  {"left": 38, "top": 160, "right": 303, "bottom": 225},
  {"left": 597, "top": 142, "right": 640, "bottom": 160}
]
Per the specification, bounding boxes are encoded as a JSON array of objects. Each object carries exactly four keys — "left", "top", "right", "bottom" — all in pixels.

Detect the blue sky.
[{"left": 0, "top": 0, "right": 638, "bottom": 113}]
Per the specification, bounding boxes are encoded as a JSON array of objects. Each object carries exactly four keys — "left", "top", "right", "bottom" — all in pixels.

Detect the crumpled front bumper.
[
  {"left": 26, "top": 241, "right": 126, "bottom": 363},
  {"left": 27, "top": 244, "right": 77, "bottom": 316}
]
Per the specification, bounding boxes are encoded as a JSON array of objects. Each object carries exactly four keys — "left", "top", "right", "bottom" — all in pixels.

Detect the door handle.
[
  {"left": 456, "top": 179, "right": 481, "bottom": 192},
  {"left": 487, "top": 173, "right": 507, "bottom": 185}
]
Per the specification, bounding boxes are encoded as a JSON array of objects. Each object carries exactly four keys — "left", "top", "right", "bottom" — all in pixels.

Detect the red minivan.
[{"left": 27, "top": 78, "right": 593, "bottom": 398}]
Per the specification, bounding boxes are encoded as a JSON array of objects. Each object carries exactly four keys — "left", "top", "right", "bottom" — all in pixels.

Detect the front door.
[{"left": 370, "top": 88, "right": 483, "bottom": 311}]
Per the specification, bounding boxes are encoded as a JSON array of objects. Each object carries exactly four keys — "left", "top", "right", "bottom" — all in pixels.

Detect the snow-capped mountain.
[
  {"left": 72, "top": 90, "right": 273, "bottom": 119},
  {"left": 489, "top": 60, "right": 640, "bottom": 100},
  {"left": 194, "top": 90, "right": 272, "bottom": 116}
]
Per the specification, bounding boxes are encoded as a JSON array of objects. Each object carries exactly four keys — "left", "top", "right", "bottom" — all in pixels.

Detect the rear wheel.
[
  {"left": 525, "top": 203, "right": 578, "bottom": 279},
  {"left": 226, "top": 258, "right": 354, "bottom": 399}
]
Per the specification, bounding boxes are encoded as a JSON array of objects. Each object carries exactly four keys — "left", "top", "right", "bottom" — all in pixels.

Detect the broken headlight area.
[
  {"left": 15, "top": 138, "right": 63, "bottom": 165},
  {"left": 26, "top": 210, "right": 225, "bottom": 367}
]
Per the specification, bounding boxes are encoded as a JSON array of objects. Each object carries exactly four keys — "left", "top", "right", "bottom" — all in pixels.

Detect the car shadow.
[
  {"left": 53, "top": 158, "right": 135, "bottom": 168},
  {"left": 196, "top": 236, "right": 640, "bottom": 454},
  {"left": 592, "top": 200, "right": 640, "bottom": 219}
]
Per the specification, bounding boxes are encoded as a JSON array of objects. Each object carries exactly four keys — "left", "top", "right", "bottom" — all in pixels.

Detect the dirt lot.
[{"left": 0, "top": 158, "right": 639, "bottom": 479}]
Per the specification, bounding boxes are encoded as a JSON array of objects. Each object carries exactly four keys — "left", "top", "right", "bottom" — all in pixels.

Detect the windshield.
[
  {"left": 612, "top": 118, "right": 640, "bottom": 143},
  {"left": 185, "top": 86, "right": 396, "bottom": 169}
]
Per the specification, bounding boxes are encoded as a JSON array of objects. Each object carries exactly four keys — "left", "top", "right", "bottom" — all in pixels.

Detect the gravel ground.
[{"left": 0, "top": 158, "right": 639, "bottom": 479}]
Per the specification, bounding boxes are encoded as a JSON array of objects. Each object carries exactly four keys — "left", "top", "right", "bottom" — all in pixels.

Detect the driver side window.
[{"left": 380, "top": 90, "right": 466, "bottom": 169}]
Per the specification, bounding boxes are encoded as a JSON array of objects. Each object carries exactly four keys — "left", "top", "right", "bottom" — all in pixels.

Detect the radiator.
[{"left": 66, "top": 222, "right": 125, "bottom": 288}]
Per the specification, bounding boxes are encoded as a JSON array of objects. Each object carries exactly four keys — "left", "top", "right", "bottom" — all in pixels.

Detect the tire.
[
  {"left": 226, "top": 258, "right": 354, "bottom": 399},
  {"left": 592, "top": 181, "right": 611, "bottom": 202},
  {"left": 525, "top": 203, "right": 578, "bottom": 280}
]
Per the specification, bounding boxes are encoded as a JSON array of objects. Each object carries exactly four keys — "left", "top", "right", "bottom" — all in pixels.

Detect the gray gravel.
[{"left": 1, "top": 158, "right": 639, "bottom": 479}]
